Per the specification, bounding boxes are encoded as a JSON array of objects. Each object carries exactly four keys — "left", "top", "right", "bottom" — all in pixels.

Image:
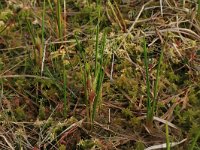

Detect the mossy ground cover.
[{"left": 0, "top": 0, "right": 200, "bottom": 149}]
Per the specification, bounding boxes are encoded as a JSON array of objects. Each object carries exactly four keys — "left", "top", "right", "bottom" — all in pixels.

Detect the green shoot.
[
  {"left": 95, "top": 7, "right": 100, "bottom": 76},
  {"left": 42, "top": 0, "right": 46, "bottom": 50},
  {"left": 26, "top": 19, "right": 36, "bottom": 45},
  {"left": 143, "top": 38, "right": 151, "bottom": 123},
  {"left": 63, "top": 69, "right": 67, "bottom": 117},
  {"left": 166, "top": 123, "right": 170, "bottom": 150},
  {"left": 75, "top": 27, "right": 107, "bottom": 124},
  {"left": 75, "top": 34, "right": 90, "bottom": 122},
  {"left": 152, "top": 45, "right": 164, "bottom": 116},
  {"left": 143, "top": 38, "right": 163, "bottom": 126},
  {"left": 55, "top": 0, "right": 67, "bottom": 117},
  {"left": 92, "top": 30, "right": 106, "bottom": 123},
  {"left": 47, "top": 0, "right": 54, "bottom": 12},
  {"left": 56, "top": 0, "right": 62, "bottom": 39}
]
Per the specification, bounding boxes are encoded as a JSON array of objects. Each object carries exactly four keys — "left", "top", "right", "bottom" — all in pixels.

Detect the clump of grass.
[
  {"left": 92, "top": 6, "right": 106, "bottom": 123},
  {"left": 143, "top": 38, "right": 164, "bottom": 127},
  {"left": 75, "top": 35, "right": 90, "bottom": 121},
  {"left": 143, "top": 38, "right": 151, "bottom": 125},
  {"left": 75, "top": 6, "right": 106, "bottom": 124},
  {"left": 53, "top": 0, "right": 68, "bottom": 117}
]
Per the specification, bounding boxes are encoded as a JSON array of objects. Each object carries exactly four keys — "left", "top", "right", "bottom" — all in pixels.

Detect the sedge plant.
[
  {"left": 75, "top": 35, "right": 90, "bottom": 122},
  {"left": 143, "top": 38, "right": 164, "bottom": 127},
  {"left": 38, "top": 0, "right": 46, "bottom": 117},
  {"left": 75, "top": 7, "right": 106, "bottom": 124},
  {"left": 54, "top": 0, "right": 68, "bottom": 117},
  {"left": 26, "top": 2, "right": 45, "bottom": 102}
]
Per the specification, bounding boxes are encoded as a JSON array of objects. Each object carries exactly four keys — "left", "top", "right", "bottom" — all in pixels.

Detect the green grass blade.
[
  {"left": 152, "top": 46, "right": 164, "bottom": 115},
  {"left": 100, "top": 31, "right": 106, "bottom": 65},
  {"left": 92, "top": 31, "right": 106, "bottom": 123},
  {"left": 56, "top": 0, "right": 62, "bottom": 39},
  {"left": 42, "top": 0, "right": 46, "bottom": 49},
  {"left": 63, "top": 69, "right": 67, "bottom": 117},
  {"left": 166, "top": 123, "right": 170, "bottom": 150},
  {"left": 75, "top": 35, "right": 90, "bottom": 121},
  {"left": 95, "top": 7, "right": 100, "bottom": 76},
  {"left": 26, "top": 19, "right": 36, "bottom": 45},
  {"left": 92, "top": 67, "right": 104, "bottom": 122},
  {"left": 143, "top": 38, "right": 151, "bottom": 120},
  {"left": 47, "top": 0, "right": 54, "bottom": 12}
]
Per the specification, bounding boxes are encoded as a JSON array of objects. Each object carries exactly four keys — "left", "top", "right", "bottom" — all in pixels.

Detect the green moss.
[
  {"left": 115, "top": 73, "right": 138, "bottom": 101},
  {"left": 14, "top": 107, "right": 26, "bottom": 121},
  {"left": 77, "top": 139, "right": 96, "bottom": 150},
  {"left": 39, "top": 104, "right": 46, "bottom": 120},
  {"left": 122, "top": 108, "right": 133, "bottom": 118},
  {"left": 58, "top": 144, "right": 66, "bottom": 150},
  {"left": 167, "top": 71, "right": 180, "bottom": 82},
  {"left": 130, "top": 116, "right": 141, "bottom": 126},
  {"left": 189, "top": 88, "right": 200, "bottom": 105},
  {"left": 0, "top": 9, "right": 13, "bottom": 21},
  {"left": 135, "top": 141, "right": 145, "bottom": 150}
]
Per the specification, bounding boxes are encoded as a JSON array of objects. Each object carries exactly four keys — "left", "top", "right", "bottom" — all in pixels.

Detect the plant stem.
[
  {"left": 152, "top": 46, "right": 164, "bottom": 116},
  {"left": 56, "top": 0, "right": 62, "bottom": 39},
  {"left": 95, "top": 7, "right": 100, "bottom": 76},
  {"left": 143, "top": 38, "right": 152, "bottom": 122},
  {"left": 63, "top": 69, "right": 67, "bottom": 117},
  {"left": 166, "top": 123, "right": 170, "bottom": 150}
]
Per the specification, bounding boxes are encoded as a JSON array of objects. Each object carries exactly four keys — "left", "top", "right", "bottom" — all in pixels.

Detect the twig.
[
  {"left": 41, "top": 37, "right": 51, "bottom": 76},
  {"left": 110, "top": 52, "right": 115, "bottom": 82},
  {"left": 144, "top": 138, "right": 187, "bottom": 150}
]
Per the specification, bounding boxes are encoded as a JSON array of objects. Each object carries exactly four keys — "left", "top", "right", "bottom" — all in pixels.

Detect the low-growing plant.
[
  {"left": 75, "top": 7, "right": 106, "bottom": 124},
  {"left": 143, "top": 38, "right": 164, "bottom": 127}
]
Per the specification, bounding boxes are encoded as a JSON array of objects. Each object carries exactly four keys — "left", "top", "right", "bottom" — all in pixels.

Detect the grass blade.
[
  {"left": 75, "top": 35, "right": 90, "bottom": 121},
  {"left": 95, "top": 7, "right": 100, "bottom": 76},
  {"left": 56, "top": 0, "right": 62, "bottom": 39},
  {"left": 63, "top": 69, "right": 67, "bottom": 117},
  {"left": 166, "top": 123, "right": 170, "bottom": 150},
  {"left": 152, "top": 46, "right": 164, "bottom": 116},
  {"left": 143, "top": 38, "right": 152, "bottom": 122},
  {"left": 92, "top": 31, "right": 106, "bottom": 123}
]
